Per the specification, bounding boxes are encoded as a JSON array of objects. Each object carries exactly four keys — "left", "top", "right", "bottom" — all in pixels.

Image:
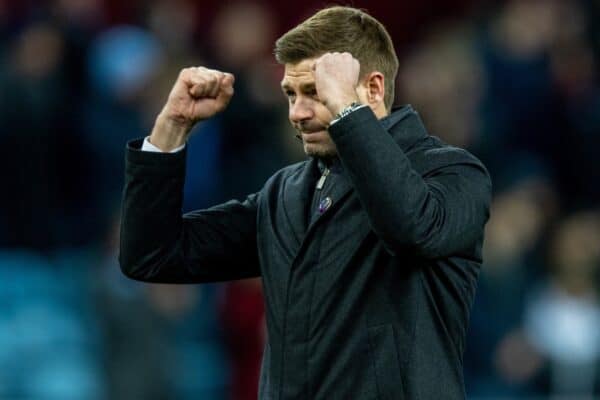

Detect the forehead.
[{"left": 281, "top": 57, "right": 317, "bottom": 87}]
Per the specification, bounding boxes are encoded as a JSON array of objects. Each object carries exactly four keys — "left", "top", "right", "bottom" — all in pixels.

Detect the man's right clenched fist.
[{"left": 149, "top": 67, "right": 235, "bottom": 152}]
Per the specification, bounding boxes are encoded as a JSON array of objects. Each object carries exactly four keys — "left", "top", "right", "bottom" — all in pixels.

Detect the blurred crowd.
[{"left": 0, "top": 0, "right": 598, "bottom": 399}]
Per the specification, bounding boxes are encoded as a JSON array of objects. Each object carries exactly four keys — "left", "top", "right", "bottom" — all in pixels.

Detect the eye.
[{"left": 285, "top": 90, "right": 296, "bottom": 103}]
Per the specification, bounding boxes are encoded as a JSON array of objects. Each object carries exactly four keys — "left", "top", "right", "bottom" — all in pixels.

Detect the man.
[{"left": 120, "top": 6, "right": 492, "bottom": 399}]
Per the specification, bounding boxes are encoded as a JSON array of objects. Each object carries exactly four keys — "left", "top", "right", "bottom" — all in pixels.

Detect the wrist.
[
  {"left": 327, "top": 94, "right": 360, "bottom": 116},
  {"left": 330, "top": 101, "right": 364, "bottom": 124},
  {"left": 149, "top": 113, "right": 191, "bottom": 152}
]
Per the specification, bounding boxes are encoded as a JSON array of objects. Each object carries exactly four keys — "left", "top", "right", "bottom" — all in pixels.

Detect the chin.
[{"left": 303, "top": 142, "right": 337, "bottom": 158}]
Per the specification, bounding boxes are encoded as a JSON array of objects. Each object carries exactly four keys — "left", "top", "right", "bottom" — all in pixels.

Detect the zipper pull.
[{"left": 316, "top": 168, "right": 330, "bottom": 190}]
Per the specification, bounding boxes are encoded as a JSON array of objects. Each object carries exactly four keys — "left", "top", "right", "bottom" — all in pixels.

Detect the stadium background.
[{"left": 0, "top": 0, "right": 599, "bottom": 398}]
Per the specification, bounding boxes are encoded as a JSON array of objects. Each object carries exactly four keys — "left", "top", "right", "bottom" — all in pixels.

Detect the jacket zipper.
[{"left": 315, "top": 168, "right": 330, "bottom": 190}]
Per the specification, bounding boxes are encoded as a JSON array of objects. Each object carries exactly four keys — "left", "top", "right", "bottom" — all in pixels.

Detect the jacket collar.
[
  {"left": 315, "top": 104, "right": 428, "bottom": 173},
  {"left": 380, "top": 104, "right": 429, "bottom": 153}
]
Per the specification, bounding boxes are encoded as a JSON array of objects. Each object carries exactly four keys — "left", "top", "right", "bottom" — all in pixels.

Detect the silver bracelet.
[{"left": 330, "top": 102, "right": 365, "bottom": 125}]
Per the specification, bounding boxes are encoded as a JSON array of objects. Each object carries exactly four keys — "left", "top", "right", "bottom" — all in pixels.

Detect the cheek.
[{"left": 314, "top": 103, "right": 334, "bottom": 122}]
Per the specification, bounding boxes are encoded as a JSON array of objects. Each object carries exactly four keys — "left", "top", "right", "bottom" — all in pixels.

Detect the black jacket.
[{"left": 120, "top": 105, "right": 492, "bottom": 399}]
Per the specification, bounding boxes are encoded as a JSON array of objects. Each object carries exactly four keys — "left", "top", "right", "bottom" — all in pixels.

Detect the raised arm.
[
  {"left": 328, "top": 108, "right": 491, "bottom": 258},
  {"left": 119, "top": 67, "right": 261, "bottom": 283},
  {"left": 314, "top": 52, "right": 491, "bottom": 258}
]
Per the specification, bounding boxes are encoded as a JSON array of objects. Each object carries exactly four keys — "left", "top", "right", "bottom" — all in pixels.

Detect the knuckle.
[
  {"left": 196, "top": 67, "right": 210, "bottom": 78},
  {"left": 207, "top": 68, "right": 220, "bottom": 78}
]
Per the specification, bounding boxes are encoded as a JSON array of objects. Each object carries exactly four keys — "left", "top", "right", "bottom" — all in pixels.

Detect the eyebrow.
[{"left": 280, "top": 82, "right": 316, "bottom": 92}]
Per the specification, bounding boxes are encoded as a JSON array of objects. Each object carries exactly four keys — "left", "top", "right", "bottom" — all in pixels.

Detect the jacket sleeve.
[
  {"left": 118, "top": 139, "right": 260, "bottom": 283},
  {"left": 328, "top": 107, "right": 492, "bottom": 259}
]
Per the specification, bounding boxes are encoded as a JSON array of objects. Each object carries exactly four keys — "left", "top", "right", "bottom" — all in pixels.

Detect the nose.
[{"left": 289, "top": 97, "right": 314, "bottom": 125}]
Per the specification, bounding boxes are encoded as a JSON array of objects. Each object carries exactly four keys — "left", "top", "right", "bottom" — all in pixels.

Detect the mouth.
[
  {"left": 301, "top": 129, "right": 325, "bottom": 134},
  {"left": 300, "top": 129, "right": 327, "bottom": 142}
]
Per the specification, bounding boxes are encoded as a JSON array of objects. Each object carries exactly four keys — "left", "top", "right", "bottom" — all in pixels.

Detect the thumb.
[
  {"left": 217, "top": 73, "right": 235, "bottom": 102},
  {"left": 221, "top": 73, "right": 235, "bottom": 89}
]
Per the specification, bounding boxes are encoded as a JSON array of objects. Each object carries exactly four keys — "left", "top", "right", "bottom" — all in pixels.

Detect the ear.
[{"left": 363, "top": 71, "right": 385, "bottom": 108}]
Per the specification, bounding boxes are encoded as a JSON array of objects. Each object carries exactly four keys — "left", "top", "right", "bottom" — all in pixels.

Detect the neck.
[{"left": 371, "top": 103, "right": 389, "bottom": 120}]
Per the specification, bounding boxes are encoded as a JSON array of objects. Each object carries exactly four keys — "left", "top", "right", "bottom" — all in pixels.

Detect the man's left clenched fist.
[{"left": 313, "top": 52, "right": 361, "bottom": 116}]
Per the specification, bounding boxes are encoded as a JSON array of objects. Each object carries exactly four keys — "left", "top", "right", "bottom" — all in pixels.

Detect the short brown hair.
[{"left": 274, "top": 6, "right": 399, "bottom": 111}]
